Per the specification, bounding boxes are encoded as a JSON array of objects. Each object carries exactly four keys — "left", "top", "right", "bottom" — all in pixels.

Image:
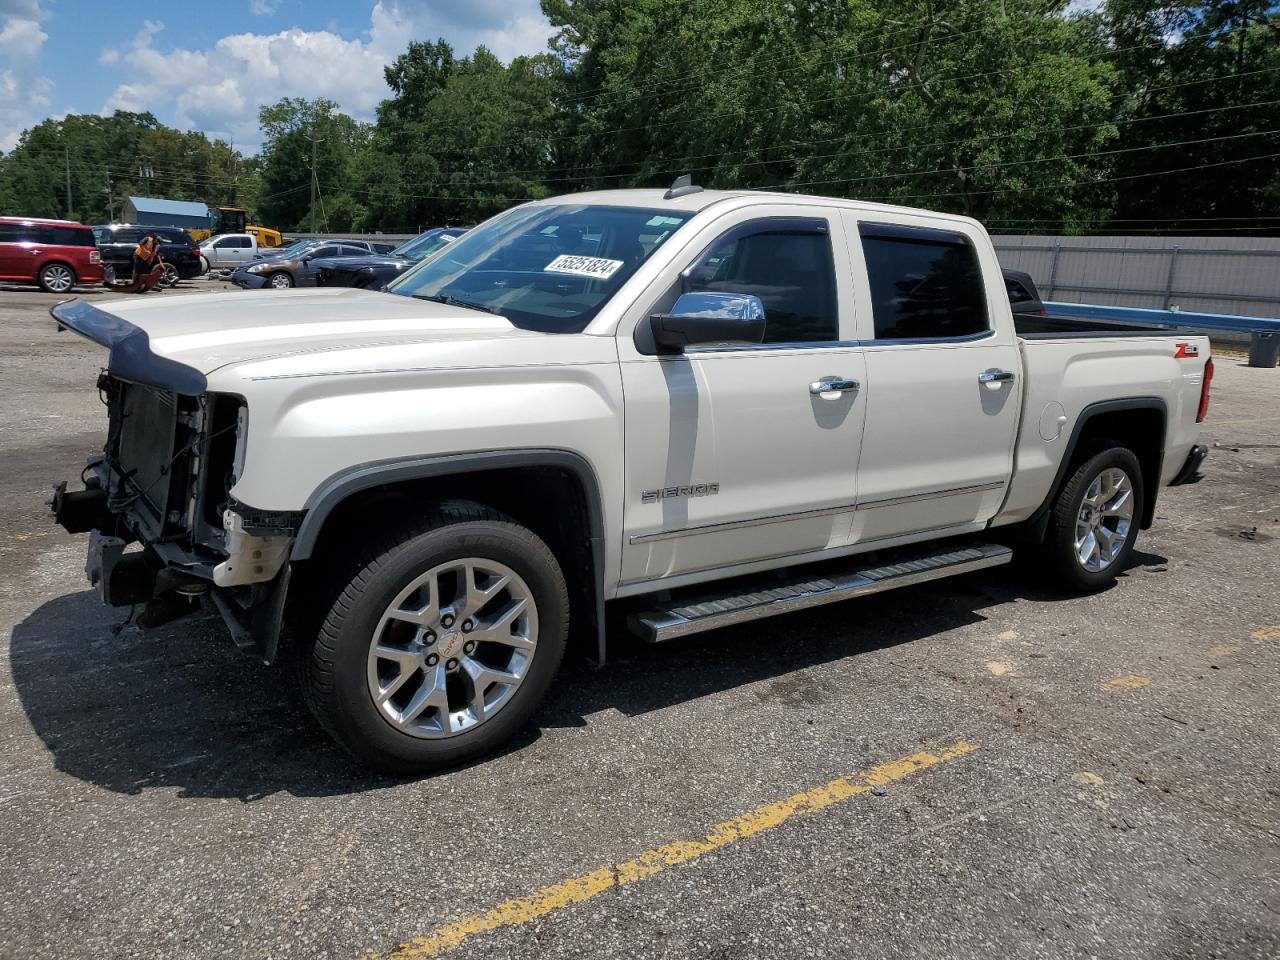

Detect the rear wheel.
[
  {"left": 160, "top": 263, "right": 179, "bottom": 287},
  {"left": 1041, "top": 445, "right": 1144, "bottom": 591},
  {"left": 38, "top": 262, "right": 75, "bottom": 293},
  {"left": 303, "top": 501, "right": 569, "bottom": 774},
  {"left": 268, "top": 271, "right": 293, "bottom": 289}
]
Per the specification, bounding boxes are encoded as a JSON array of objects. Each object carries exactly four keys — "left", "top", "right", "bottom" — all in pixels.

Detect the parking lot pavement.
[{"left": 1, "top": 284, "right": 1277, "bottom": 959}]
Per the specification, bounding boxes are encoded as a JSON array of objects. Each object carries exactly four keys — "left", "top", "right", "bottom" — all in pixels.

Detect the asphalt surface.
[{"left": 1, "top": 279, "right": 1277, "bottom": 959}]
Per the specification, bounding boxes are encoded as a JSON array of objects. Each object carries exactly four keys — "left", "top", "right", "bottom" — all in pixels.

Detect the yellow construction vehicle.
[{"left": 189, "top": 207, "right": 284, "bottom": 248}]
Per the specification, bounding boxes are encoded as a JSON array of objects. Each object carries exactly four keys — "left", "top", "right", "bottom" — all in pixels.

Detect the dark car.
[
  {"left": 0, "top": 217, "right": 104, "bottom": 292},
  {"left": 93, "top": 224, "right": 203, "bottom": 285},
  {"left": 313, "top": 228, "right": 467, "bottom": 290},
  {"left": 230, "top": 238, "right": 398, "bottom": 289}
]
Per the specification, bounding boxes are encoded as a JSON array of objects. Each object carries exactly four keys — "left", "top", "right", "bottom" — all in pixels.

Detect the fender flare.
[
  {"left": 290, "top": 448, "right": 609, "bottom": 665},
  {"left": 1023, "top": 396, "right": 1167, "bottom": 540}
]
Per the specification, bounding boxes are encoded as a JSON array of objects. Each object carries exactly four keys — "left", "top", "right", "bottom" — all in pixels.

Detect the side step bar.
[{"left": 631, "top": 544, "right": 1013, "bottom": 642}]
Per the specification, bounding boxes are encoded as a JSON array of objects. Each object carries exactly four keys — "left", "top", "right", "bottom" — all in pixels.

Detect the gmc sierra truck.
[{"left": 50, "top": 185, "right": 1213, "bottom": 773}]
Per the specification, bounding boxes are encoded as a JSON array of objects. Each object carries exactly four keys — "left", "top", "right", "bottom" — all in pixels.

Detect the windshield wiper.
[{"left": 413, "top": 294, "right": 503, "bottom": 317}]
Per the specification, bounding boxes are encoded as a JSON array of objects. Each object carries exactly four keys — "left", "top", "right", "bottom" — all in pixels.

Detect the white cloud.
[
  {"left": 95, "top": 0, "right": 552, "bottom": 148},
  {"left": 0, "top": 10, "right": 45, "bottom": 58},
  {"left": 248, "top": 0, "right": 281, "bottom": 14},
  {"left": 0, "top": 0, "right": 49, "bottom": 152}
]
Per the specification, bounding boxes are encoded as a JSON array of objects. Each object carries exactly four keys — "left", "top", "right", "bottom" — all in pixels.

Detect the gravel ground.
[{"left": 0, "top": 280, "right": 1277, "bottom": 960}]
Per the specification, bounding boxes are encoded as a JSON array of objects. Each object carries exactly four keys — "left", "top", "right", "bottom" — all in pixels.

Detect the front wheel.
[
  {"left": 268, "top": 271, "right": 293, "bottom": 289},
  {"left": 1041, "top": 445, "right": 1144, "bottom": 591},
  {"left": 303, "top": 502, "right": 569, "bottom": 774},
  {"left": 160, "top": 263, "right": 179, "bottom": 287}
]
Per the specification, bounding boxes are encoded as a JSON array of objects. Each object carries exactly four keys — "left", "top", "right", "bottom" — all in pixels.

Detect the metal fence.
[{"left": 992, "top": 235, "right": 1280, "bottom": 321}]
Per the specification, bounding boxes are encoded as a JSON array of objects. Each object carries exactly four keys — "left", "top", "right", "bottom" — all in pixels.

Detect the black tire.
[
  {"left": 1041, "top": 445, "right": 1144, "bottom": 591},
  {"left": 303, "top": 501, "right": 569, "bottom": 774},
  {"left": 268, "top": 271, "right": 293, "bottom": 289},
  {"left": 37, "top": 261, "right": 76, "bottom": 293}
]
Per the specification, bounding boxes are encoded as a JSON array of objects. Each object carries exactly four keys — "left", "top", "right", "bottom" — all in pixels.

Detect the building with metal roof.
[{"left": 122, "top": 196, "right": 211, "bottom": 230}]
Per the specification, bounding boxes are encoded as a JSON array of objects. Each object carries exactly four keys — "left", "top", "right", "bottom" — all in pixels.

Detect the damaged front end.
[{"left": 49, "top": 299, "right": 297, "bottom": 662}]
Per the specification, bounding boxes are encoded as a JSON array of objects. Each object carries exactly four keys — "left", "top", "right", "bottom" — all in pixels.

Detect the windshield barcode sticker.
[{"left": 544, "top": 255, "right": 624, "bottom": 279}]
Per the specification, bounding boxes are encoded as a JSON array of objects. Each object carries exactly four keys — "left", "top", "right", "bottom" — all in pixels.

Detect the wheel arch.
[
  {"left": 291, "top": 449, "right": 608, "bottom": 665},
  {"left": 1023, "top": 397, "right": 1167, "bottom": 541}
]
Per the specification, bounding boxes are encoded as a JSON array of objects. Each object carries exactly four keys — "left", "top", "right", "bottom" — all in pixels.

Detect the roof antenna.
[{"left": 663, "top": 174, "right": 704, "bottom": 200}]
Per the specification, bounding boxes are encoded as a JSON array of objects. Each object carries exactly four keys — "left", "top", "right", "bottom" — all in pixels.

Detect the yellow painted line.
[
  {"left": 1099, "top": 674, "right": 1150, "bottom": 692},
  {"left": 364, "top": 742, "right": 979, "bottom": 960},
  {"left": 1251, "top": 626, "right": 1280, "bottom": 642}
]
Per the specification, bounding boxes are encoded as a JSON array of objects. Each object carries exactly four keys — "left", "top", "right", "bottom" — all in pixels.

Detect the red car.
[{"left": 0, "top": 217, "right": 104, "bottom": 293}]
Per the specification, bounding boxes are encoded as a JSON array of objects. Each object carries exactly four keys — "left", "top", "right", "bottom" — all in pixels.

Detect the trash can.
[{"left": 1248, "top": 332, "right": 1280, "bottom": 368}]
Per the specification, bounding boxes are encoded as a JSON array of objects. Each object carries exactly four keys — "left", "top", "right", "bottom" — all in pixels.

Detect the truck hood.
[{"left": 55, "top": 287, "right": 537, "bottom": 384}]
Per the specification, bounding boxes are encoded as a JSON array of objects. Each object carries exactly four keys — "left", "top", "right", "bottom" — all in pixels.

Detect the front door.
[
  {"left": 619, "top": 206, "right": 868, "bottom": 588},
  {"left": 843, "top": 215, "right": 1022, "bottom": 543}
]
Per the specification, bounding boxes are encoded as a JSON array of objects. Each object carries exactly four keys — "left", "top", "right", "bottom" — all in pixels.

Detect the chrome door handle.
[
  {"left": 810, "top": 377, "right": 859, "bottom": 396},
  {"left": 978, "top": 369, "right": 1016, "bottom": 384}
]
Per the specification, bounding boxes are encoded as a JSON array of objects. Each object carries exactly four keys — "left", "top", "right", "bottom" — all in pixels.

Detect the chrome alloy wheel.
[
  {"left": 270, "top": 272, "right": 292, "bottom": 289},
  {"left": 366, "top": 558, "right": 537, "bottom": 739},
  {"left": 161, "top": 263, "right": 179, "bottom": 286},
  {"left": 42, "top": 263, "right": 73, "bottom": 292},
  {"left": 1075, "top": 467, "right": 1134, "bottom": 572}
]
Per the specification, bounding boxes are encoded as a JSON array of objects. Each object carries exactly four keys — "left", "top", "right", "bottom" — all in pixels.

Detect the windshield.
[
  {"left": 269, "top": 240, "right": 313, "bottom": 258},
  {"left": 393, "top": 229, "right": 458, "bottom": 262},
  {"left": 388, "top": 205, "right": 692, "bottom": 333}
]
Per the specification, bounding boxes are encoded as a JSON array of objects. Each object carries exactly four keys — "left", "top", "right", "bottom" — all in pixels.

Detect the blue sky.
[{"left": 0, "top": 0, "right": 553, "bottom": 151}]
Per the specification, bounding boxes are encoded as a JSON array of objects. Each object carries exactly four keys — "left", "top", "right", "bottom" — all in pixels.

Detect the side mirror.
[{"left": 649, "top": 292, "right": 766, "bottom": 354}]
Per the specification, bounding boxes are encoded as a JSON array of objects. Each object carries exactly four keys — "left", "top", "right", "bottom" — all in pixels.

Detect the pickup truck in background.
[
  {"left": 50, "top": 186, "right": 1212, "bottom": 773},
  {"left": 199, "top": 232, "right": 259, "bottom": 271}
]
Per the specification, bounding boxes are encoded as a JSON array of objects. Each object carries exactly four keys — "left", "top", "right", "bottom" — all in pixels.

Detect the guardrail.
[{"left": 1043, "top": 301, "right": 1280, "bottom": 367}]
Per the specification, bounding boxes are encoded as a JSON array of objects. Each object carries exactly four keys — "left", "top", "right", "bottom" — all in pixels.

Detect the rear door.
[
  {"left": 0, "top": 222, "right": 30, "bottom": 279},
  {"left": 844, "top": 214, "right": 1021, "bottom": 543}
]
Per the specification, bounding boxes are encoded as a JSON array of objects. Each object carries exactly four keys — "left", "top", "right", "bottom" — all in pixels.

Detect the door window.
[
  {"left": 859, "top": 223, "right": 989, "bottom": 340},
  {"left": 685, "top": 219, "right": 838, "bottom": 344}
]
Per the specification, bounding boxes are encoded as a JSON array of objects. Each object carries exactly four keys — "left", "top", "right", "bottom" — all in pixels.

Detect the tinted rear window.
[
  {"left": 0, "top": 223, "right": 94, "bottom": 246},
  {"left": 859, "top": 223, "right": 989, "bottom": 340}
]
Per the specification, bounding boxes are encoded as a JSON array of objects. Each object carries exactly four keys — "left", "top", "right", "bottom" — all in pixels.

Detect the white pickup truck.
[
  {"left": 51, "top": 186, "right": 1213, "bottom": 773},
  {"left": 198, "top": 232, "right": 259, "bottom": 271}
]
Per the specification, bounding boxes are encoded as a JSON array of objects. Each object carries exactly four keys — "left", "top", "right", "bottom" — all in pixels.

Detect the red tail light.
[
  {"left": 191, "top": 246, "right": 200, "bottom": 258},
  {"left": 1196, "top": 356, "right": 1213, "bottom": 423}
]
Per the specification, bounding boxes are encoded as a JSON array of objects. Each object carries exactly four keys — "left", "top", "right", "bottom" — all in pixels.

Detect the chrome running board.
[{"left": 631, "top": 544, "right": 1013, "bottom": 642}]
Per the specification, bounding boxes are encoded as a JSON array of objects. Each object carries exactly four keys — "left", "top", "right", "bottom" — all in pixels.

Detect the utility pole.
[
  {"left": 104, "top": 164, "right": 113, "bottom": 222},
  {"left": 308, "top": 134, "right": 323, "bottom": 234},
  {"left": 64, "top": 146, "right": 72, "bottom": 218}
]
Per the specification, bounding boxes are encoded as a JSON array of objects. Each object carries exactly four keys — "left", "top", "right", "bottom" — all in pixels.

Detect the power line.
[
  {"left": 759, "top": 127, "right": 1280, "bottom": 191},
  {"left": 856, "top": 148, "right": 1280, "bottom": 204}
]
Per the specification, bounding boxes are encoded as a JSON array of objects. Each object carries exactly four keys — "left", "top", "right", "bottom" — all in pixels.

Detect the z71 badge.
[{"left": 642, "top": 482, "right": 720, "bottom": 504}]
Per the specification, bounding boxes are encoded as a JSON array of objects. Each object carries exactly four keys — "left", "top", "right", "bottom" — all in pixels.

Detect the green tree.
[
  {"left": 257, "top": 97, "right": 369, "bottom": 231},
  {"left": 0, "top": 111, "right": 244, "bottom": 224},
  {"left": 360, "top": 45, "right": 564, "bottom": 229},
  {"left": 1103, "top": 0, "right": 1280, "bottom": 231},
  {"left": 543, "top": 0, "right": 1118, "bottom": 225}
]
